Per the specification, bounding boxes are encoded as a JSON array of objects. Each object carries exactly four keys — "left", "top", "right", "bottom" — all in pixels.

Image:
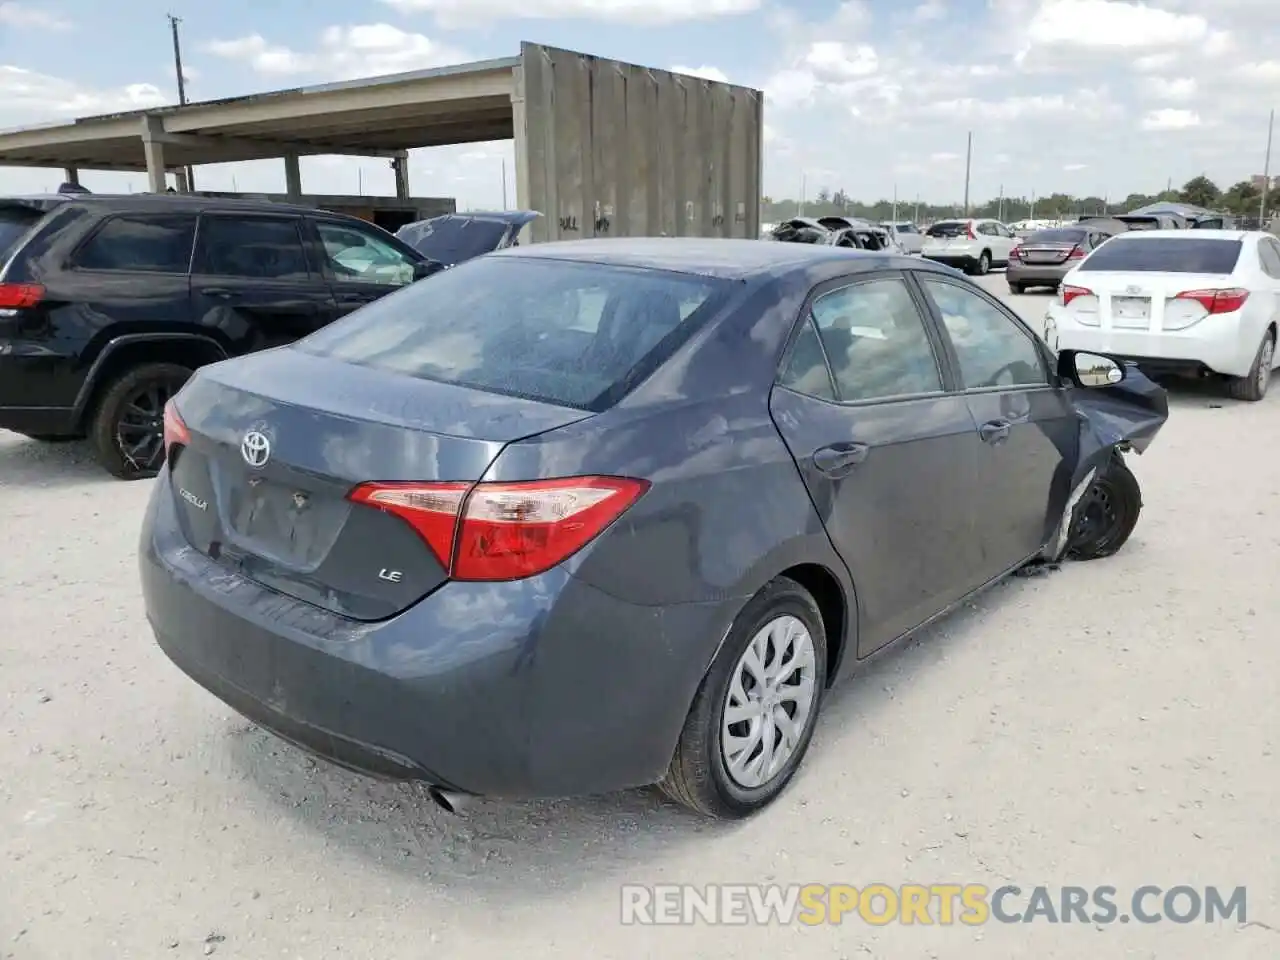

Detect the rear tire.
[
  {"left": 89, "top": 363, "right": 192, "bottom": 480},
  {"left": 659, "top": 577, "right": 828, "bottom": 819},
  {"left": 970, "top": 251, "right": 991, "bottom": 275},
  {"left": 1066, "top": 455, "right": 1142, "bottom": 560},
  {"left": 1226, "top": 329, "right": 1274, "bottom": 402}
]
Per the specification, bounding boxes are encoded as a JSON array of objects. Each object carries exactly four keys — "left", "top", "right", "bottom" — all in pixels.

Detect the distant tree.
[
  {"left": 1122, "top": 193, "right": 1154, "bottom": 210},
  {"left": 1179, "top": 175, "right": 1220, "bottom": 208},
  {"left": 1221, "top": 180, "right": 1261, "bottom": 215}
]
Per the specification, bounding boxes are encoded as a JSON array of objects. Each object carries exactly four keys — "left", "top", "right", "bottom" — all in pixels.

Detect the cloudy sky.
[{"left": 0, "top": 0, "right": 1277, "bottom": 207}]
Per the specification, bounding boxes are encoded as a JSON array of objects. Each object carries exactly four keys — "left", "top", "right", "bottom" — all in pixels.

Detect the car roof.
[
  {"left": 4, "top": 193, "right": 345, "bottom": 218},
  {"left": 1107, "top": 229, "right": 1251, "bottom": 241},
  {"left": 490, "top": 237, "right": 939, "bottom": 280}
]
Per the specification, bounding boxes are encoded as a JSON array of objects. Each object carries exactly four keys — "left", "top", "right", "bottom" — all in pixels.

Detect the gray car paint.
[{"left": 140, "top": 239, "right": 1168, "bottom": 801}]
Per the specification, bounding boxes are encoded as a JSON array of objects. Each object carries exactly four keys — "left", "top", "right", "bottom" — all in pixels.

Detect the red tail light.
[
  {"left": 162, "top": 399, "right": 190, "bottom": 454},
  {"left": 348, "top": 476, "right": 650, "bottom": 581},
  {"left": 1009, "top": 245, "right": 1022, "bottom": 260},
  {"left": 1175, "top": 287, "right": 1249, "bottom": 314},
  {"left": 966, "top": 222, "right": 976, "bottom": 240},
  {"left": 0, "top": 282, "right": 44, "bottom": 309},
  {"left": 1061, "top": 284, "right": 1092, "bottom": 306},
  {"left": 1066, "top": 245, "right": 1085, "bottom": 260}
]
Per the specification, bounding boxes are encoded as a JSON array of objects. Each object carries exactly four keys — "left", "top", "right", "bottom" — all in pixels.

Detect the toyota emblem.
[{"left": 241, "top": 430, "right": 271, "bottom": 468}]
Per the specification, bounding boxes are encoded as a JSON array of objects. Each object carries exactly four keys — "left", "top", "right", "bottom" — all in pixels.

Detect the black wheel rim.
[
  {"left": 115, "top": 377, "right": 182, "bottom": 473},
  {"left": 1069, "top": 477, "right": 1126, "bottom": 555}
]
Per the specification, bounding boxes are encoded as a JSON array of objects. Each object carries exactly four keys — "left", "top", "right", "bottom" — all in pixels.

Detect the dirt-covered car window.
[
  {"left": 921, "top": 278, "right": 1047, "bottom": 390},
  {"left": 316, "top": 222, "right": 417, "bottom": 286}
]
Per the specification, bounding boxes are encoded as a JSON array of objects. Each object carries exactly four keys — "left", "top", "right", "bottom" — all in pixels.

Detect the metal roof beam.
[{"left": 150, "top": 130, "right": 409, "bottom": 161}]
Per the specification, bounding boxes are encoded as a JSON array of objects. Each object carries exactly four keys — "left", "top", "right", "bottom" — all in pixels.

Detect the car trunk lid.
[
  {"left": 1019, "top": 242, "right": 1079, "bottom": 265},
  {"left": 1062, "top": 272, "right": 1240, "bottom": 331},
  {"left": 167, "top": 347, "right": 592, "bottom": 621}
]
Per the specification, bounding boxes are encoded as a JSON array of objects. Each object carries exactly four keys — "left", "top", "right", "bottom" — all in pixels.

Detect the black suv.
[{"left": 0, "top": 194, "right": 438, "bottom": 479}]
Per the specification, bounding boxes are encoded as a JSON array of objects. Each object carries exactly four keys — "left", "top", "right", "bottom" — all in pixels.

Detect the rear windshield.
[
  {"left": 1027, "top": 228, "right": 1086, "bottom": 244},
  {"left": 1078, "top": 238, "right": 1243, "bottom": 274},
  {"left": 0, "top": 208, "right": 43, "bottom": 264},
  {"left": 296, "top": 256, "right": 729, "bottom": 411},
  {"left": 926, "top": 222, "right": 967, "bottom": 238}
]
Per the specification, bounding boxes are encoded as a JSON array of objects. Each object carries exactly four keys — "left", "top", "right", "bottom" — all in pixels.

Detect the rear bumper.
[
  {"left": 1007, "top": 262, "right": 1070, "bottom": 286},
  {"left": 1047, "top": 309, "right": 1254, "bottom": 378},
  {"left": 140, "top": 470, "right": 730, "bottom": 799},
  {"left": 922, "top": 252, "right": 980, "bottom": 269},
  {"left": 0, "top": 342, "right": 83, "bottom": 436}
]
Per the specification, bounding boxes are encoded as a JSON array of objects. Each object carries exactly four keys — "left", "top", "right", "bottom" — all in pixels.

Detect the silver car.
[{"left": 879, "top": 221, "right": 924, "bottom": 255}]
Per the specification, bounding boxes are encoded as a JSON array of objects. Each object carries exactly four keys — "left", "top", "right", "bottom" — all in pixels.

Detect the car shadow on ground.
[
  {"left": 220, "top": 577, "right": 1019, "bottom": 902},
  {"left": 0, "top": 433, "right": 112, "bottom": 489}
]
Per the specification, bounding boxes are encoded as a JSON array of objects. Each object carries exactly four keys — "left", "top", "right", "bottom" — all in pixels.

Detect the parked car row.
[{"left": 0, "top": 192, "right": 533, "bottom": 479}]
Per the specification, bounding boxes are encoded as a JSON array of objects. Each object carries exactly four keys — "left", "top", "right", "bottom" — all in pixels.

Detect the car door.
[
  {"left": 769, "top": 272, "right": 985, "bottom": 657},
  {"left": 993, "top": 222, "right": 1019, "bottom": 262},
  {"left": 915, "top": 274, "right": 1077, "bottom": 581},
  {"left": 309, "top": 218, "right": 422, "bottom": 324},
  {"left": 190, "top": 213, "right": 334, "bottom": 352},
  {"left": 1254, "top": 238, "right": 1280, "bottom": 351}
]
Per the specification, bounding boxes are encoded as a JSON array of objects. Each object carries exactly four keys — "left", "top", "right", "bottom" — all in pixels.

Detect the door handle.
[
  {"left": 202, "top": 287, "right": 238, "bottom": 300},
  {"left": 813, "top": 442, "right": 870, "bottom": 477},
  {"left": 979, "top": 419, "right": 1011, "bottom": 445}
]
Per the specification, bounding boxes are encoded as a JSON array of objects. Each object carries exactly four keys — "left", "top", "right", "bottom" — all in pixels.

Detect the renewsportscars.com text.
[{"left": 620, "top": 883, "right": 1248, "bottom": 926}]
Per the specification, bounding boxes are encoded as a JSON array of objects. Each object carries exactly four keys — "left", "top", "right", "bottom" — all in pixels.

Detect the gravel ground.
[{"left": 2, "top": 273, "right": 1276, "bottom": 959}]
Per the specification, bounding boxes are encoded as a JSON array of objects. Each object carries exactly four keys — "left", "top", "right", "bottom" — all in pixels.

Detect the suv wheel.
[
  {"left": 971, "top": 250, "right": 992, "bottom": 275},
  {"left": 659, "top": 577, "right": 828, "bottom": 819},
  {"left": 90, "top": 363, "right": 192, "bottom": 480}
]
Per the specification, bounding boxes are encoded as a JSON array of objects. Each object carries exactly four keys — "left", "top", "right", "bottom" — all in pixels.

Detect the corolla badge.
[
  {"left": 1125, "top": 285, "right": 1142, "bottom": 295},
  {"left": 241, "top": 430, "right": 271, "bottom": 468}
]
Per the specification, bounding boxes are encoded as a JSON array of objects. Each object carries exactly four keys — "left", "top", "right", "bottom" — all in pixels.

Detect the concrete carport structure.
[{"left": 0, "top": 43, "right": 764, "bottom": 244}]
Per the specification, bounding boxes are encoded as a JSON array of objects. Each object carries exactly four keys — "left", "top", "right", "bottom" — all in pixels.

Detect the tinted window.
[
  {"left": 1077, "top": 237, "right": 1242, "bottom": 274},
  {"left": 73, "top": 214, "right": 197, "bottom": 273},
  {"left": 1258, "top": 238, "right": 1280, "bottom": 278},
  {"left": 779, "top": 317, "right": 836, "bottom": 401},
  {"left": 977, "top": 222, "right": 997, "bottom": 236},
  {"left": 927, "top": 221, "right": 967, "bottom": 238},
  {"left": 921, "top": 278, "right": 1047, "bottom": 390},
  {"left": 0, "top": 208, "right": 43, "bottom": 263},
  {"left": 809, "top": 278, "right": 943, "bottom": 401},
  {"left": 193, "top": 216, "right": 309, "bottom": 280},
  {"left": 1028, "top": 228, "right": 1086, "bottom": 244},
  {"left": 298, "top": 257, "right": 726, "bottom": 411},
  {"left": 317, "top": 221, "right": 417, "bottom": 287}
]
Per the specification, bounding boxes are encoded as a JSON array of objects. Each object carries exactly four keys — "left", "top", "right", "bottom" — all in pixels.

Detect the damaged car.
[
  {"left": 770, "top": 216, "right": 904, "bottom": 253},
  {"left": 141, "top": 240, "right": 1166, "bottom": 821},
  {"left": 396, "top": 210, "right": 541, "bottom": 267}
]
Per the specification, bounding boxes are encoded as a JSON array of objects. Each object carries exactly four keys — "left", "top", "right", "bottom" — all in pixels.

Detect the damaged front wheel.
[{"left": 1066, "top": 455, "right": 1143, "bottom": 561}]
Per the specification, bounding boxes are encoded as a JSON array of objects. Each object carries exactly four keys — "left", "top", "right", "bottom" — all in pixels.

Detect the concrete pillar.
[
  {"left": 284, "top": 153, "right": 302, "bottom": 200},
  {"left": 391, "top": 153, "right": 410, "bottom": 200},
  {"left": 63, "top": 167, "right": 80, "bottom": 185},
  {"left": 174, "top": 168, "right": 190, "bottom": 193},
  {"left": 140, "top": 115, "right": 168, "bottom": 193},
  {"left": 511, "top": 65, "right": 531, "bottom": 220}
]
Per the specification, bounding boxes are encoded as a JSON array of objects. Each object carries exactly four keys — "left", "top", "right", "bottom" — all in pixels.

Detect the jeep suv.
[{"left": 0, "top": 194, "right": 438, "bottom": 479}]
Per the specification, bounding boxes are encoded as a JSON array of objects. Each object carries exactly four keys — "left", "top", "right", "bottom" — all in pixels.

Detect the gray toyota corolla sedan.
[{"left": 141, "top": 239, "right": 1168, "bottom": 819}]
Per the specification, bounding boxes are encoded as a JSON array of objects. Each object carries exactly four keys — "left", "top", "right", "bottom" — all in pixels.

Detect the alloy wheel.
[
  {"left": 115, "top": 377, "right": 182, "bottom": 473},
  {"left": 721, "top": 614, "right": 818, "bottom": 789},
  {"left": 1257, "top": 336, "right": 1274, "bottom": 396}
]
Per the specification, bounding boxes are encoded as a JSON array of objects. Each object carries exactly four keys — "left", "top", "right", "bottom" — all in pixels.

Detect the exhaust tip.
[{"left": 428, "top": 786, "right": 471, "bottom": 814}]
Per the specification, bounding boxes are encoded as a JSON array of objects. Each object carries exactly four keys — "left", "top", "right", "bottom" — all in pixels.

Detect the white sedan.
[{"left": 1042, "top": 230, "right": 1280, "bottom": 401}]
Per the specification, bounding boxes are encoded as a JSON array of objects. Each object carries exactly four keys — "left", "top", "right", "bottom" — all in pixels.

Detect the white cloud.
[
  {"left": 670, "top": 65, "right": 730, "bottom": 83},
  {"left": 1063, "top": 163, "right": 1087, "bottom": 171},
  {"left": 378, "top": 0, "right": 759, "bottom": 26},
  {"left": 0, "top": 1, "right": 70, "bottom": 29},
  {"left": 930, "top": 152, "right": 960, "bottom": 162},
  {"left": 1024, "top": 0, "right": 1208, "bottom": 49},
  {"left": 1236, "top": 60, "right": 1280, "bottom": 83},
  {"left": 206, "top": 24, "right": 471, "bottom": 80},
  {"left": 804, "top": 42, "right": 878, "bottom": 82},
  {"left": 0, "top": 65, "right": 165, "bottom": 119},
  {"left": 1141, "top": 108, "right": 1201, "bottom": 131},
  {"left": 1141, "top": 76, "right": 1196, "bottom": 100},
  {"left": 920, "top": 89, "right": 1121, "bottom": 123},
  {"left": 912, "top": 0, "right": 946, "bottom": 21}
]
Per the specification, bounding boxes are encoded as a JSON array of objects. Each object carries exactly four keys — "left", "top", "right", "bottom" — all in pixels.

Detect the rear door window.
[
  {"left": 1077, "top": 238, "right": 1242, "bottom": 273},
  {"left": 193, "top": 215, "right": 310, "bottom": 280},
  {"left": 927, "top": 222, "right": 966, "bottom": 238},
  {"left": 73, "top": 213, "right": 197, "bottom": 274},
  {"left": 807, "top": 277, "right": 944, "bottom": 402},
  {"left": 315, "top": 220, "right": 417, "bottom": 287},
  {"left": 1258, "top": 238, "right": 1280, "bottom": 278},
  {"left": 297, "top": 256, "right": 727, "bottom": 411}
]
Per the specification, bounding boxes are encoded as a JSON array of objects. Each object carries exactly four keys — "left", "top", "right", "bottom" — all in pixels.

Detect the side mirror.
[
  {"left": 412, "top": 259, "right": 444, "bottom": 281},
  {"left": 1058, "top": 349, "right": 1125, "bottom": 388}
]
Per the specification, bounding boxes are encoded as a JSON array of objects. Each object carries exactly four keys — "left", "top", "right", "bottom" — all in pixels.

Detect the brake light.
[
  {"left": 0, "top": 282, "right": 44, "bottom": 309},
  {"left": 348, "top": 476, "right": 650, "bottom": 581},
  {"left": 162, "top": 399, "right": 190, "bottom": 453},
  {"left": 1066, "top": 245, "right": 1085, "bottom": 260},
  {"left": 1009, "top": 246, "right": 1022, "bottom": 260},
  {"left": 1061, "top": 284, "right": 1092, "bottom": 306},
  {"left": 1175, "top": 287, "right": 1249, "bottom": 314},
  {"left": 966, "top": 222, "right": 976, "bottom": 240}
]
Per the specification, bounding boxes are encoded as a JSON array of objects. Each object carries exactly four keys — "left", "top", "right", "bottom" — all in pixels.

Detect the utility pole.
[
  {"left": 501, "top": 159, "right": 508, "bottom": 210},
  {"left": 892, "top": 183, "right": 898, "bottom": 224},
  {"left": 914, "top": 194, "right": 920, "bottom": 224},
  {"left": 167, "top": 14, "right": 194, "bottom": 191},
  {"left": 798, "top": 173, "right": 806, "bottom": 216},
  {"left": 1261, "top": 108, "right": 1274, "bottom": 227},
  {"left": 962, "top": 131, "right": 973, "bottom": 217},
  {"left": 997, "top": 183, "right": 1004, "bottom": 222}
]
